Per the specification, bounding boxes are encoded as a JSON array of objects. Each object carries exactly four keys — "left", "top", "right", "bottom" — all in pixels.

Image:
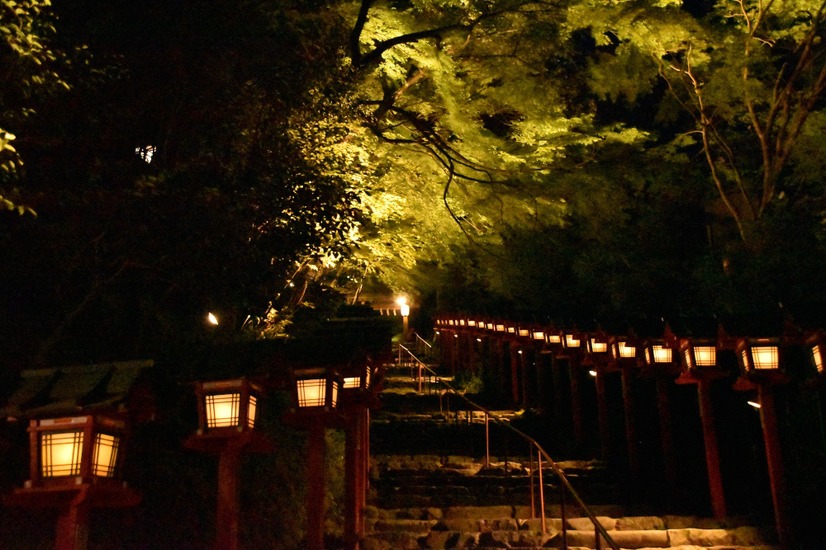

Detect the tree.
[
  {"left": 0, "top": 0, "right": 68, "bottom": 215},
  {"left": 656, "top": 0, "right": 826, "bottom": 243}
]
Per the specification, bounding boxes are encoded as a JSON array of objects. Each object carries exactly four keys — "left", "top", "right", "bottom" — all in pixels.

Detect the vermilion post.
[
  {"left": 345, "top": 407, "right": 369, "bottom": 549},
  {"left": 569, "top": 359, "right": 585, "bottom": 448},
  {"left": 216, "top": 447, "right": 241, "bottom": 550},
  {"left": 510, "top": 344, "right": 521, "bottom": 405},
  {"left": 55, "top": 489, "right": 90, "bottom": 550},
  {"left": 306, "top": 418, "right": 327, "bottom": 550},
  {"left": 656, "top": 377, "right": 678, "bottom": 504},
  {"left": 621, "top": 365, "right": 640, "bottom": 481},
  {"left": 697, "top": 378, "right": 726, "bottom": 519},
  {"left": 758, "top": 385, "right": 790, "bottom": 549},
  {"left": 595, "top": 368, "right": 611, "bottom": 462}
]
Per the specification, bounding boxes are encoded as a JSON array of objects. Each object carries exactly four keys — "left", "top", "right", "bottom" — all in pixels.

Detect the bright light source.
[
  {"left": 207, "top": 312, "right": 219, "bottom": 325},
  {"left": 747, "top": 400, "right": 761, "bottom": 409},
  {"left": 588, "top": 370, "right": 597, "bottom": 377},
  {"left": 135, "top": 145, "right": 156, "bottom": 163}
]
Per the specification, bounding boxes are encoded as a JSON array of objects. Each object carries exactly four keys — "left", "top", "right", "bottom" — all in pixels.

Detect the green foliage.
[{"left": 1, "top": 0, "right": 69, "bottom": 214}]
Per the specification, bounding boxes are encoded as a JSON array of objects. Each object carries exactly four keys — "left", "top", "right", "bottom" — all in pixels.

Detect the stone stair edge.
[{"left": 365, "top": 505, "right": 775, "bottom": 531}]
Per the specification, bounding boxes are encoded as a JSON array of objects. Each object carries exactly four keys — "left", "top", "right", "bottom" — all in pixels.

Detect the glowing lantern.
[
  {"left": 29, "top": 415, "right": 126, "bottom": 486},
  {"left": 194, "top": 379, "right": 260, "bottom": 434},
  {"left": 680, "top": 340, "right": 718, "bottom": 371},
  {"left": 737, "top": 338, "right": 781, "bottom": 375},
  {"left": 644, "top": 343, "right": 674, "bottom": 366},
  {"left": 807, "top": 332, "right": 826, "bottom": 375},
  {"left": 294, "top": 368, "right": 340, "bottom": 411},
  {"left": 563, "top": 332, "right": 581, "bottom": 349},
  {"left": 587, "top": 336, "right": 609, "bottom": 354}
]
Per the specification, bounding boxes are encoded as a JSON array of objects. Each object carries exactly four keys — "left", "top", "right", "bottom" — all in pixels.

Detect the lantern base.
[
  {"left": 733, "top": 371, "right": 790, "bottom": 390},
  {"left": 675, "top": 367, "right": 729, "bottom": 385},
  {"left": 183, "top": 428, "right": 272, "bottom": 455},
  {"left": 5, "top": 481, "right": 140, "bottom": 509}
]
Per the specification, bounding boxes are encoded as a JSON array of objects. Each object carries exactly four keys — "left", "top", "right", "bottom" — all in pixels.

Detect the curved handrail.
[{"left": 397, "top": 343, "right": 620, "bottom": 550}]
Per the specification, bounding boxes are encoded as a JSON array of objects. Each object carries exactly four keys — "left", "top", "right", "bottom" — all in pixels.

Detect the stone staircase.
[{"left": 362, "top": 356, "right": 780, "bottom": 550}]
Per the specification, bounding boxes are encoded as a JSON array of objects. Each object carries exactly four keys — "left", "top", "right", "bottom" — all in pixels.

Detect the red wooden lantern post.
[
  {"left": 641, "top": 336, "right": 681, "bottom": 503},
  {"left": 675, "top": 337, "right": 728, "bottom": 519},
  {"left": 585, "top": 332, "right": 613, "bottom": 462},
  {"left": 340, "top": 360, "right": 378, "bottom": 550},
  {"left": 530, "top": 328, "right": 550, "bottom": 405},
  {"left": 184, "top": 378, "right": 271, "bottom": 550},
  {"left": 6, "top": 414, "right": 140, "bottom": 550},
  {"left": 733, "top": 337, "right": 791, "bottom": 549},
  {"left": 545, "top": 329, "right": 567, "bottom": 437},
  {"left": 288, "top": 367, "right": 341, "bottom": 550},
  {"left": 506, "top": 324, "right": 522, "bottom": 406},
  {"left": 560, "top": 329, "right": 586, "bottom": 448},
  {"left": 610, "top": 335, "right": 642, "bottom": 481}
]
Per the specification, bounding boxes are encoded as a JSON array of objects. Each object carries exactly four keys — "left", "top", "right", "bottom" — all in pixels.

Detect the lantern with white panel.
[
  {"left": 293, "top": 367, "right": 340, "bottom": 412},
  {"left": 736, "top": 338, "right": 782, "bottom": 380},
  {"left": 610, "top": 337, "right": 638, "bottom": 366},
  {"left": 6, "top": 414, "right": 141, "bottom": 550},
  {"left": 185, "top": 378, "right": 271, "bottom": 550},
  {"left": 28, "top": 414, "right": 128, "bottom": 488},
  {"left": 564, "top": 331, "right": 581, "bottom": 350},
  {"left": 194, "top": 378, "right": 261, "bottom": 435},
  {"left": 806, "top": 332, "right": 826, "bottom": 377},
  {"left": 587, "top": 335, "right": 609, "bottom": 355},
  {"left": 679, "top": 340, "right": 718, "bottom": 373}
]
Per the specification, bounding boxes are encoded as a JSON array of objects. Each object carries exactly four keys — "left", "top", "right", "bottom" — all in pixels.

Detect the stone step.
[
  {"left": 363, "top": 508, "right": 779, "bottom": 550},
  {"left": 370, "top": 454, "right": 619, "bottom": 508}
]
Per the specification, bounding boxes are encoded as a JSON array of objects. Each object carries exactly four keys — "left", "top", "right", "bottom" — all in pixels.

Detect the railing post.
[
  {"left": 537, "top": 445, "right": 546, "bottom": 535},
  {"left": 560, "top": 480, "right": 568, "bottom": 550},
  {"left": 530, "top": 445, "right": 536, "bottom": 518},
  {"left": 484, "top": 412, "right": 490, "bottom": 469},
  {"left": 417, "top": 361, "right": 422, "bottom": 393}
]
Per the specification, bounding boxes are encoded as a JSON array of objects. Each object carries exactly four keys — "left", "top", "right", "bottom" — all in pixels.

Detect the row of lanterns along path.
[
  {"left": 1, "top": 352, "right": 382, "bottom": 550},
  {"left": 434, "top": 315, "right": 826, "bottom": 550}
]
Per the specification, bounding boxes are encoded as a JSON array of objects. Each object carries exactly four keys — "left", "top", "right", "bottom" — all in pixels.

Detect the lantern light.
[
  {"left": 495, "top": 323, "right": 506, "bottom": 332},
  {"left": 737, "top": 338, "right": 781, "bottom": 375},
  {"left": 645, "top": 344, "right": 673, "bottom": 365},
  {"left": 588, "top": 337, "right": 609, "bottom": 354},
  {"left": 807, "top": 333, "right": 825, "bottom": 375},
  {"left": 341, "top": 362, "right": 373, "bottom": 395},
  {"left": 294, "top": 368, "right": 340, "bottom": 410},
  {"left": 518, "top": 328, "right": 530, "bottom": 338},
  {"left": 532, "top": 330, "right": 546, "bottom": 341},
  {"left": 564, "top": 333, "right": 581, "bottom": 349},
  {"left": 611, "top": 339, "right": 637, "bottom": 359},
  {"left": 31, "top": 415, "right": 127, "bottom": 485},
  {"left": 812, "top": 344, "right": 824, "bottom": 374},
  {"left": 195, "top": 379, "right": 261, "bottom": 434},
  {"left": 680, "top": 340, "right": 717, "bottom": 371}
]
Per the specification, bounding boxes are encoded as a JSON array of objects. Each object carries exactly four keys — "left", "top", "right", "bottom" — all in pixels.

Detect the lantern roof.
[{"left": 0, "top": 360, "right": 154, "bottom": 420}]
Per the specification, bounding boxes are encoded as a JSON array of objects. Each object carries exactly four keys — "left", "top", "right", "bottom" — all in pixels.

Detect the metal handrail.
[
  {"left": 415, "top": 333, "right": 432, "bottom": 352},
  {"left": 397, "top": 343, "right": 620, "bottom": 550}
]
